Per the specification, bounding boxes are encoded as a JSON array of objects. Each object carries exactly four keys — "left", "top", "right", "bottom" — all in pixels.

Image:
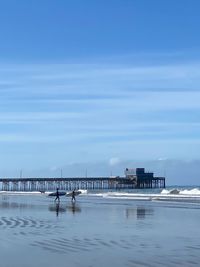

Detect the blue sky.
[{"left": 0, "top": 0, "right": 200, "bottom": 184}]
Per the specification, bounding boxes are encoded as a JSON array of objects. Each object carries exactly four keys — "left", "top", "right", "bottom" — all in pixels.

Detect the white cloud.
[
  {"left": 158, "top": 158, "right": 168, "bottom": 161},
  {"left": 109, "top": 157, "right": 121, "bottom": 166}
]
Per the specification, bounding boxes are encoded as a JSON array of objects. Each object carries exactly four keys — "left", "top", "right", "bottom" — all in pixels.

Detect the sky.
[{"left": 0, "top": 0, "right": 200, "bottom": 184}]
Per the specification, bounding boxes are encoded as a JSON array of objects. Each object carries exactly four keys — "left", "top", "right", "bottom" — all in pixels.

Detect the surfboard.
[
  {"left": 48, "top": 191, "right": 66, "bottom": 197},
  {"left": 66, "top": 190, "right": 82, "bottom": 197}
]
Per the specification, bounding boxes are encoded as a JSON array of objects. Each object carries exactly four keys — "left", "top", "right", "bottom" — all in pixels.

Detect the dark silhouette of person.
[
  {"left": 71, "top": 190, "right": 76, "bottom": 202},
  {"left": 55, "top": 188, "right": 60, "bottom": 202},
  {"left": 71, "top": 202, "right": 76, "bottom": 213},
  {"left": 56, "top": 202, "right": 60, "bottom": 217}
]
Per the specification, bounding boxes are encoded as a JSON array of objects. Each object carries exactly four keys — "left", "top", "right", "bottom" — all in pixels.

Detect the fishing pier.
[{"left": 0, "top": 168, "right": 165, "bottom": 191}]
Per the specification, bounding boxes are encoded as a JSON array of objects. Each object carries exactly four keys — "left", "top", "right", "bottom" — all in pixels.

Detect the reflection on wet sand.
[
  {"left": 125, "top": 206, "right": 154, "bottom": 220},
  {"left": 48, "top": 202, "right": 81, "bottom": 216},
  {"left": 48, "top": 203, "right": 66, "bottom": 216},
  {"left": 0, "top": 201, "right": 35, "bottom": 210},
  {"left": 66, "top": 202, "right": 81, "bottom": 214}
]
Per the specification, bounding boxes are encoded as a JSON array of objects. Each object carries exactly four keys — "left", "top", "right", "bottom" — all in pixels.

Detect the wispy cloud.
[
  {"left": 0, "top": 111, "right": 82, "bottom": 123},
  {"left": 0, "top": 60, "right": 200, "bottom": 172}
]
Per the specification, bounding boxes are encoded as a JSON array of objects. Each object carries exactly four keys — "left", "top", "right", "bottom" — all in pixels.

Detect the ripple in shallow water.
[{"left": 31, "top": 236, "right": 136, "bottom": 254}]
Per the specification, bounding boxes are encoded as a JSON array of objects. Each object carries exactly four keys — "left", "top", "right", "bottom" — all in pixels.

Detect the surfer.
[
  {"left": 55, "top": 188, "right": 60, "bottom": 202},
  {"left": 71, "top": 190, "right": 76, "bottom": 202}
]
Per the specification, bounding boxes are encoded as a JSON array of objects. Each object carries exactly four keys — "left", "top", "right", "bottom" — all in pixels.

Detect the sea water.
[{"left": 0, "top": 187, "right": 200, "bottom": 267}]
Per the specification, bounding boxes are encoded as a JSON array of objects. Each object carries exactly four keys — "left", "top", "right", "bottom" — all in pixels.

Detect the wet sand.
[{"left": 0, "top": 193, "right": 200, "bottom": 267}]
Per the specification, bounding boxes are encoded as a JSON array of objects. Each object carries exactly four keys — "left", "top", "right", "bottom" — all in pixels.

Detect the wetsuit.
[
  {"left": 55, "top": 188, "right": 60, "bottom": 202},
  {"left": 72, "top": 190, "right": 76, "bottom": 202}
]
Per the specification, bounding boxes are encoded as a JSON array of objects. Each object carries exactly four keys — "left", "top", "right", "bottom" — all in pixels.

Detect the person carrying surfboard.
[
  {"left": 71, "top": 190, "right": 76, "bottom": 202},
  {"left": 55, "top": 188, "right": 60, "bottom": 202}
]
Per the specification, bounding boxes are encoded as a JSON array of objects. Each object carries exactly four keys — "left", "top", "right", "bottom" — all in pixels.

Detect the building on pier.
[{"left": 123, "top": 167, "right": 165, "bottom": 188}]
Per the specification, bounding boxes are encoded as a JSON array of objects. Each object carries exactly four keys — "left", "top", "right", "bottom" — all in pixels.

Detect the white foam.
[
  {"left": 77, "top": 189, "right": 87, "bottom": 194},
  {"left": 179, "top": 188, "right": 200, "bottom": 195},
  {"left": 95, "top": 191, "right": 160, "bottom": 200},
  {"left": 161, "top": 189, "right": 170, "bottom": 194},
  {"left": 105, "top": 195, "right": 152, "bottom": 200},
  {"left": 161, "top": 189, "right": 180, "bottom": 195}
]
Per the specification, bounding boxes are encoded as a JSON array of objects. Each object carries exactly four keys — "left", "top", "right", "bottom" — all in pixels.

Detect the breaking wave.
[
  {"left": 161, "top": 188, "right": 200, "bottom": 196},
  {"left": 87, "top": 187, "right": 200, "bottom": 204}
]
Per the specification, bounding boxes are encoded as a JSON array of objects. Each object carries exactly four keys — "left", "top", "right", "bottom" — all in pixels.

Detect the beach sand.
[{"left": 0, "top": 193, "right": 200, "bottom": 267}]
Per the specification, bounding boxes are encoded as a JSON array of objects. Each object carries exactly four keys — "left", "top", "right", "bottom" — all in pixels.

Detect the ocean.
[{"left": 0, "top": 186, "right": 200, "bottom": 267}]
